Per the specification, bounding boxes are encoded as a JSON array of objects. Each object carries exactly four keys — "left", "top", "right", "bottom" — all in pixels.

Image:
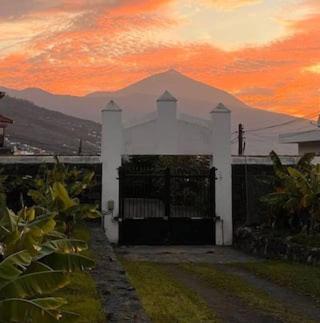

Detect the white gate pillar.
[
  {"left": 156, "top": 91, "right": 178, "bottom": 154},
  {"left": 211, "top": 103, "right": 232, "bottom": 245},
  {"left": 101, "top": 100, "right": 123, "bottom": 243}
]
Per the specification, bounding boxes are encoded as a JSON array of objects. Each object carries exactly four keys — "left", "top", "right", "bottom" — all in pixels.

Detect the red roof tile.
[{"left": 0, "top": 114, "right": 13, "bottom": 124}]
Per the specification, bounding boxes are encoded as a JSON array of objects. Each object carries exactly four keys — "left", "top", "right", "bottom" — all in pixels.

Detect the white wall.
[
  {"left": 101, "top": 103, "right": 123, "bottom": 243},
  {"left": 101, "top": 92, "right": 233, "bottom": 245},
  {"left": 211, "top": 104, "right": 232, "bottom": 245}
]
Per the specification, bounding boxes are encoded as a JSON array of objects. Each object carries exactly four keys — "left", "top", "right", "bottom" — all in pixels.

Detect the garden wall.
[
  {"left": 0, "top": 155, "right": 306, "bottom": 225},
  {"left": 234, "top": 227, "right": 320, "bottom": 265}
]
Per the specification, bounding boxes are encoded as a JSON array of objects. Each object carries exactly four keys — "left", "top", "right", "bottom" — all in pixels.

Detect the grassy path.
[
  {"left": 121, "top": 259, "right": 218, "bottom": 322},
  {"left": 180, "top": 263, "right": 317, "bottom": 323},
  {"left": 233, "top": 261, "right": 320, "bottom": 303},
  {"left": 121, "top": 259, "right": 320, "bottom": 323}
]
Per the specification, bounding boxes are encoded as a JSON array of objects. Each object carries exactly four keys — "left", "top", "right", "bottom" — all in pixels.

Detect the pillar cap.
[
  {"left": 157, "top": 90, "right": 177, "bottom": 102},
  {"left": 103, "top": 100, "right": 122, "bottom": 111},
  {"left": 210, "top": 102, "right": 231, "bottom": 114}
]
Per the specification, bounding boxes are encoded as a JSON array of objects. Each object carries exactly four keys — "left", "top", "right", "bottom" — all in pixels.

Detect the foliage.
[
  {"left": 0, "top": 171, "right": 8, "bottom": 210},
  {"left": 124, "top": 155, "right": 211, "bottom": 173},
  {"left": 0, "top": 206, "right": 95, "bottom": 322},
  {"left": 29, "top": 158, "right": 100, "bottom": 236},
  {"left": 262, "top": 151, "right": 320, "bottom": 233}
]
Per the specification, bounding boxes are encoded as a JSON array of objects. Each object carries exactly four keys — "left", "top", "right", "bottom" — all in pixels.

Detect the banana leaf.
[{"left": 0, "top": 270, "right": 69, "bottom": 299}]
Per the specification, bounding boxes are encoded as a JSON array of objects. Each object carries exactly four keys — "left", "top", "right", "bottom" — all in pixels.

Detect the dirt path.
[
  {"left": 164, "top": 264, "right": 282, "bottom": 323},
  {"left": 116, "top": 245, "right": 257, "bottom": 263},
  {"left": 118, "top": 246, "right": 320, "bottom": 322},
  {"left": 218, "top": 265, "right": 320, "bottom": 322}
]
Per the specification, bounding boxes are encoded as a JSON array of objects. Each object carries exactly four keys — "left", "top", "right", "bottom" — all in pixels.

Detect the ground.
[{"left": 118, "top": 246, "right": 320, "bottom": 323}]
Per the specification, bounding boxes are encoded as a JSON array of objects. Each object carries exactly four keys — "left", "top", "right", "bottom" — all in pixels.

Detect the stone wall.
[{"left": 234, "top": 227, "right": 320, "bottom": 265}]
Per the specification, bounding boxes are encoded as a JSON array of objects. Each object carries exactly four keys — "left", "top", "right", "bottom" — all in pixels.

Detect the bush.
[{"left": 262, "top": 151, "right": 320, "bottom": 234}]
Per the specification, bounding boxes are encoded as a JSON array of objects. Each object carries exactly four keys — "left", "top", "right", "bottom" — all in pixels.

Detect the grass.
[
  {"left": 234, "top": 261, "right": 320, "bottom": 302},
  {"left": 121, "top": 259, "right": 218, "bottom": 323},
  {"left": 56, "top": 272, "right": 105, "bottom": 323},
  {"left": 55, "top": 223, "right": 105, "bottom": 323},
  {"left": 180, "top": 263, "right": 312, "bottom": 323}
]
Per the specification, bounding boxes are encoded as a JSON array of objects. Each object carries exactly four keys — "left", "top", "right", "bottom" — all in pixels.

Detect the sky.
[{"left": 0, "top": 0, "right": 319, "bottom": 117}]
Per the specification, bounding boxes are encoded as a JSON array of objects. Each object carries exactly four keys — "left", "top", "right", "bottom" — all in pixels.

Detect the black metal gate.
[{"left": 118, "top": 167, "right": 216, "bottom": 245}]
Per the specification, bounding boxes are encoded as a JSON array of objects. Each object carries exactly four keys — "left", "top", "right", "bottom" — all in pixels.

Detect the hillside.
[
  {"left": 0, "top": 96, "right": 100, "bottom": 155},
  {"left": 1, "top": 70, "right": 316, "bottom": 155}
]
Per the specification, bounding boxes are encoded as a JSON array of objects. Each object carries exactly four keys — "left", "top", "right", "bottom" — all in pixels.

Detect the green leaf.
[
  {"left": 35, "top": 239, "right": 88, "bottom": 262},
  {"left": 32, "top": 297, "right": 67, "bottom": 310},
  {"left": 52, "top": 182, "right": 76, "bottom": 209},
  {"left": 0, "top": 251, "right": 32, "bottom": 287},
  {"left": 0, "top": 297, "right": 76, "bottom": 323},
  {"left": 0, "top": 209, "right": 18, "bottom": 240},
  {"left": 0, "top": 270, "right": 69, "bottom": 299},
  {"left": 297, "top": 153, "right": 315, "bottom": 172},
  {"left": 41, "top": 253, "right": 95, "bottom": 272}
]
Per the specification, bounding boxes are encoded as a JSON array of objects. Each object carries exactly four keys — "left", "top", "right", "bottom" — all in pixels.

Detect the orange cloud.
[
  {"left": 204, "top": 0, "right": 262, "bottom": 11},
  {"left": 0, "top": 0, "right": 319, "bottom": 119}
]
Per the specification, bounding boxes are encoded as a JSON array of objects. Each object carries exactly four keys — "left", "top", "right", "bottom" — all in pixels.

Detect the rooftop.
[
  {"left": 103, "top": 100, "right": 121, "bottom": 111},
  {"left": 157, "top": 90, "right": 177, "bottom": 102},
  {"left": 279, "top": 128, "right": 320, "bottom": 144},
  {"left": 0, "top": 114, "right": 13, "bottom": 124}
]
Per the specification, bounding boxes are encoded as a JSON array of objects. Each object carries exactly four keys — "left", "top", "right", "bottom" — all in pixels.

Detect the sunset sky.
[{"left": 0, "top": 0, "right": 319, "bottom": 117}]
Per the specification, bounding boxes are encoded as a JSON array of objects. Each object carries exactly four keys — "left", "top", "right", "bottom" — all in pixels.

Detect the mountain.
[
  {"left": 0, "top": 96, "right": 100, "bottom": 155},
  {"left": 1, "top": 70, "right": 316, "bottom": 154}
]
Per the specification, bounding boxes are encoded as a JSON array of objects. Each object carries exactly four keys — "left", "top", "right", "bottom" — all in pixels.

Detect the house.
[{"left": 279, "top": 115, "right": 320, "bottom": 155}]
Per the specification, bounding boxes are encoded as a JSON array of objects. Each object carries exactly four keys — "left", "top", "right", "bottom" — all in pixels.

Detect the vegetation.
[
  {"left": 0, "top": 160, "right": 102, "bottom": 322},
  {"left": 262, "top": 151, "right": 320, "bottom": 234},
  {"left": 54, "top": 226, "right": 105, "bottom": 323},
  {"left": 121, "top": 260, "right": 217, "bottom": 322},
  {"left": 234, "top": 261, "right": 320, "bottom": 302},
  {"left": 180, "top": 263, "right": 309, "bottom": 323},
  {"left": 29, "top": 158, "right": 100, "bottom": 236}
]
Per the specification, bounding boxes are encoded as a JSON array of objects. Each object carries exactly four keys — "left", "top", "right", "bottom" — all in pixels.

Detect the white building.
[{"left": 279, "top": 115, "right": 320, "bottom": 155}]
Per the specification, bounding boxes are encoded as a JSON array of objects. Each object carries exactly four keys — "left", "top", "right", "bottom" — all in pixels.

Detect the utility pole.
[
  {"left": 78, "top": 138, "right": 83, "bottom": 155},
  {"left": 238, "top": 123, "right": 244, "bottom": 156}
]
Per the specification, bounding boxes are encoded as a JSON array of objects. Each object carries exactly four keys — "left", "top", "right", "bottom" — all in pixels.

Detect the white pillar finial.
[{"left": 156, "top": 91, "right": 178, "bottom": 154}]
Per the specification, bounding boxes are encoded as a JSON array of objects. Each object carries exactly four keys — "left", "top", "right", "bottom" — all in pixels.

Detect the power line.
[{"left": 246, "top": 111, "right": 319, "bottom": 133}]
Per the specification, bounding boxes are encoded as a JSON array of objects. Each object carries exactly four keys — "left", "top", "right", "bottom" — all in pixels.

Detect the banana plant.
[
  {"left": 29, "top": 159, "right": 100, "bottom": 236},
  {"left": 0, "top": 250, "right": 74, "bottom": 323},
  {"left": 0, "top": 207, "right": 95, "bottom": 271},
  {"left": 263, "top": 151, "right": 320, "bottom": 232},
  {"left": 0, "top": 206, "right": 95, "bottom": 322}
]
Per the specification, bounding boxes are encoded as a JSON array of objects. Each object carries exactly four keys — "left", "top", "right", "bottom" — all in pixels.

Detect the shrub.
[
  {"left": 262, "top": 151, "right": 320, "bottom": 234},
  {"left": 28, "top": 158, "right": 100, "bottom": 236}
]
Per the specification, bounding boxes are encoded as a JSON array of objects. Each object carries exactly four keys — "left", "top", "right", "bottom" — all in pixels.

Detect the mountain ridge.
[{"left": 1, "top": 70, "right": 315, "bottom": 154}]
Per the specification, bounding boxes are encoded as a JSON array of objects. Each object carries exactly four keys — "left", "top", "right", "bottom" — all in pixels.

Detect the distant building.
[
  {"left": 0, "top": 92, "right": 14, "bottom": 155},
  {"left": 279, "top": 115, "right": 320, "bottom": 155}
]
